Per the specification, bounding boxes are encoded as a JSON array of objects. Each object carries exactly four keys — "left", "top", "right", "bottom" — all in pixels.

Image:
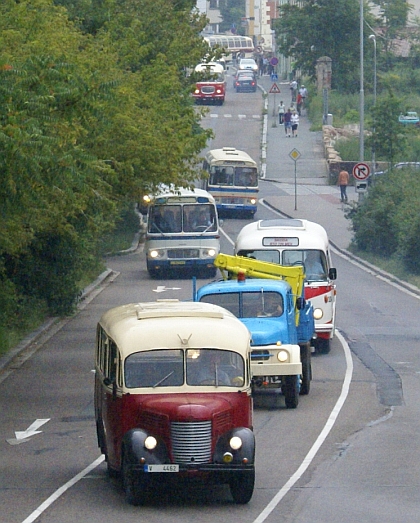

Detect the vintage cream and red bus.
[
  {"left": 193, "top": 62, "right": 226, "bottom": 105},
  {"left": 202, "top": 147, "right": 259, "bottom": 217},
  {"left": 94, "top": 301, "right": 255, "bottom": 505},
  {"left": 235, "top": 218, "right": 337, "bottom": 354}
]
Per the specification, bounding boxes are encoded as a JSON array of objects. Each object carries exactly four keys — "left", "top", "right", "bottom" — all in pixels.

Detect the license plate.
[
  {"left": 144, "top": 464, "right": 179, "bottom": 473},
  {"left": 170, "top": 261, "right": 186, "bottom": 266}
]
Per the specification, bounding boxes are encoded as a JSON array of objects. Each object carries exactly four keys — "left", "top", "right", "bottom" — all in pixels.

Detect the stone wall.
[{"left": 322, "top": 124, "right": 387, "bottom": 184}]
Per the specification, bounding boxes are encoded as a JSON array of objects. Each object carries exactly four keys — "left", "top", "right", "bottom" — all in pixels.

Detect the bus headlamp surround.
[{"left": 313, "top": 308, "right": 323, "bottom": 320}]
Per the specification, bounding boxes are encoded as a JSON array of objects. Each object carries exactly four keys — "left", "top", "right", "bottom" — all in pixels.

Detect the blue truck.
[{"left": 194, "top": 254, "right": 315, "bottom": 408}]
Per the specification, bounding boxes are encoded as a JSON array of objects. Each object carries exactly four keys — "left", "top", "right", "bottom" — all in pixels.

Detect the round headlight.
[
  {"left": 207, "top": 248, "right": 216, "bottom": 257},
  {"left": 313, "top": 308, "right": 323, "bottom": 320},
  {"left": 144, "top": 436, "right": 157, "bottom": 450},
  {"left": 230, "top": 436, "right": 242, "bottom": 450},
  {"left": 149, "top": 250, "right": 159, "bottom": 259},
  {"left": 277, "top": 350, "right": 288, "bottom": 362}
]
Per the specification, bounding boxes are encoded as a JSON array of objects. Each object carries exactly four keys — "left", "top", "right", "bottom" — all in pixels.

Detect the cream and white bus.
[
  {"left": 145, "top": 187, "right": 220, "bottom": 278},
  {"left": 202, "top": 147, "right": 259, "bottom": 217}
]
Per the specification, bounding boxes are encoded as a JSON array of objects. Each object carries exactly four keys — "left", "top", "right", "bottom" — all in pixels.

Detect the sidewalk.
[{"left": 258, "top": 76, "right": 356, "bottom": 252}]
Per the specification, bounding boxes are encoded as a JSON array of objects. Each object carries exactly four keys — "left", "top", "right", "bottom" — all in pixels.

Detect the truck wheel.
[
  {"left": 283, "top": 375, "right": 299, "bottom": 408},
  {"left": 229, "top": 469, "right": 255, "bottom": 504},
  {"left": 317, "top": 338, "right": 331, "bottom": 354},
  {"left": 122, "top": 452, "right": 144, "bottom": 506},
  {"left": 300, "top": 344, "right": 311, "bottom": 395}
]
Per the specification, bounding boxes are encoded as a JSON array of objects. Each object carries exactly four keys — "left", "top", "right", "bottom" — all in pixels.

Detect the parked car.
[
  {"left": 234, "top": 71, "right": 257, "bottom": 92},
  {"left": 238, "top": 58, "right": 258, "bottom": 73},
  {"left": 398, "top": 111, "right": 420, "bottom": 125}
]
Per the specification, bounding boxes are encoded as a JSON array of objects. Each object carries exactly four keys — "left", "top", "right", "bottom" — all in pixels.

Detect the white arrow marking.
[
  {"left": 152, "top": 286, "right": 181, "bottom": 293},
  {"left": 10, "top": 419, "right": 50, "bottom": 444}
]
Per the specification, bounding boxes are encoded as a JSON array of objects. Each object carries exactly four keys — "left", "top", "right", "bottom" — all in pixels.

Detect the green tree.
[
  {"left": 371, "top": 0, "right": 412, "bottom": 69},
  {"left": 274, "top": 0, "right": 375, "bottom": 92},
  {"left": 219, "top": 0, "right": 246, "bottom": 35},
  {"left": 367, "top": 92, "right": 408, "bottom": 165}
]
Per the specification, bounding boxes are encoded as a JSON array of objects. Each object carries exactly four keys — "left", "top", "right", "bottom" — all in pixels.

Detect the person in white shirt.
[
  {"left": 278, "top": 101, "right": 285, "bottom": 124},
  {"left": 299, "top": 85, "right": 308, "bottom": 99},
  {"left": 291, "top": 110, "right": 299, "bottom": 137}
]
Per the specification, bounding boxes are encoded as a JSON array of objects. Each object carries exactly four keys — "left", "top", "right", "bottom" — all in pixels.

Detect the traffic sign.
[
  {"left": 353, "top": 162, "right": 370, "bottom": 180},
  {"left": 270, "top": 57, "right": 279, "bottom": 66},
  {"left": 289, "top": 148, "right": 301, "bottom": 161},
  {"left": 269, "top": 83, "right": 281, "bottom": 94}
]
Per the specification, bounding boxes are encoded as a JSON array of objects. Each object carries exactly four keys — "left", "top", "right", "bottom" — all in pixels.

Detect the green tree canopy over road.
[{"left": 0, "top": 0, "right": 211, "bottom": 333}]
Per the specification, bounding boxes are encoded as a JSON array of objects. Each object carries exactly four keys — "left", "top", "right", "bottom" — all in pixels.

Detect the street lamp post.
[
  {"left": 369, "top": 34, "right": 377, "bottom": 173},
  {"left": 359, "top": 0, "right": 364, "bottom": 162}
]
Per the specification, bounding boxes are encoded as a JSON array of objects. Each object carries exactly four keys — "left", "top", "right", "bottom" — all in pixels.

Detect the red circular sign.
[{"left": 353, "top": 162, "right": 370, "bottom": 180}]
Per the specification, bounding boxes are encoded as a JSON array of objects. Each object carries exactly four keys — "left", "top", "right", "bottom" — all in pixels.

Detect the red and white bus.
[
  {"left": 193, "top": 62, "right": 226, "bottom": 105},
  {"left": 95, "top": 300, "right": 255, "bottom": 505},
  {"left": 235, "top": 218, "right": 337, "bottom": 354}
]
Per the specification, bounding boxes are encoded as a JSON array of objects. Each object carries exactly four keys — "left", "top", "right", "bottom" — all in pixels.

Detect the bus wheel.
[
  {"left": 316, "top": 338, "right": 331, "bottom": 355},
  {"left": 122, "top": 453, "right": 144, "bottom": 506},
  {"left": 229, "top": 469, "right": 255, "bottom": 504},
  {"left": 283, "top": 375, "right": 299, "bottom": 409}
]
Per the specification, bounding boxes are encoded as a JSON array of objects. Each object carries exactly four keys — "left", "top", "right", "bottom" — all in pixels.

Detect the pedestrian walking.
[
  {"left": 296, "top": 93, "right": 303, "bottom": 116},
  {"left": 299, "top": 84, "right": 308, "bottom": 111},
  {"left": 284, "top": 108, "right": 292, "bottom": 137},
  {"left": 291, "top": 110, "right": 299, "bottom": 137},
  {"left": 278, "top": 101, "right": 285, "bottom": 124},
  {"left": 290, "top": 79, "right": 297, "bottom": 102},
  {"left": 338, "top": 168, "right": 350, "bottom": 202}
]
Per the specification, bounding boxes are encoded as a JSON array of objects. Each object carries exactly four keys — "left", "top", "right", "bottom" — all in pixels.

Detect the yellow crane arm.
[{"left": 214, "top": 253, "right": 305, "bottom": 301}]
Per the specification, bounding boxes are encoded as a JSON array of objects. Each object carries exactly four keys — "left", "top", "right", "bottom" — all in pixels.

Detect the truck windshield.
[
  {"left": 200, "top": 291, "right": 284, "bottom": 319},
  {"left": 124, "top": 348, "right": 244, "bottom": 388}
]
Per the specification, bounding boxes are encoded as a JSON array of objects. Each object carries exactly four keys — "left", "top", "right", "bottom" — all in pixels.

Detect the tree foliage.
[
  {"left": 351, "top": 167, "right": 420, "bottom": 273},
  {"left": 219, "top": 0, "right": 246, "bottom": 35},
  {"left": 274, "top": 0, "right": 375, "bottom": 92},
  {"left": 0, "top": 0, "right": 212, "bottom": 326}
]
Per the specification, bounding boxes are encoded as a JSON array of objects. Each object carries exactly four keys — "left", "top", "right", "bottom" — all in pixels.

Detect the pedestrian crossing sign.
[{"left": 269, "top": 83, "right": 281, "bottom": 94}]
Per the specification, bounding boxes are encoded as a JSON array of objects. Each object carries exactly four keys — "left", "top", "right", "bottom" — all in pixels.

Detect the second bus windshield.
[
  {"left": 209, "top": 166, "right": 258, "bottom": 187},
  {"left": 148, "top": 203, "right": 217, "bottom": 234}
]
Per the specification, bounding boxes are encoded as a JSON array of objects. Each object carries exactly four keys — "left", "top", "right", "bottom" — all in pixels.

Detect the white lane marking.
[
  {"left": 21, "top": 455, "right": 105, "bottom": 523},
  {"left": 253, "top": 329, "right": 353, "bottom": 523}
]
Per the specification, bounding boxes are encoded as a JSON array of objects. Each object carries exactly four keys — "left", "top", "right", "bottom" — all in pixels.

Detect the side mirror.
[
  {"left": 296, "top": 297, "right": 305, "bottom": 310},
  {"left": 329, "top": 268, "right": 337, "bottom": 280}
]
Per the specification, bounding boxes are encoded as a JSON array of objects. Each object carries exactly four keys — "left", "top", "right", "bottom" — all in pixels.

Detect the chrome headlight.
[
  {"left": 149, "top": 249, "right": 164, "bottom": 259},
  {"left": 144, "top": 436, "right": 157, "bottom": 450},
  {"left": 277, "top": 350, "right": 289, "bottom": 362},
  {"left": 230, "top": 436, "right": 242, "bottom": 450},
  {"left": 313, "top": 308, "right": 323, "bottom": 320},
  {"left": 202, "top": 248, "right": 216, "bottom": 258}
]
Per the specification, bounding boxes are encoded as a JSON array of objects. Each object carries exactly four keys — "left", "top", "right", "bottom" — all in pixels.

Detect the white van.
[{"left": 235, "top": 218, "right": 337, "bottom": 354}]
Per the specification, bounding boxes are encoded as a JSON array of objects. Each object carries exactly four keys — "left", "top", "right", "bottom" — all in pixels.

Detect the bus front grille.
[
  {"left": 168, "top": 249, "right": 199, "bottom": 259},
  {"left": 171, "top": 421, "right": 212, "bottom": 463},
  {"left": 201, "top": 86, "right": 216, "bottom": 94}
]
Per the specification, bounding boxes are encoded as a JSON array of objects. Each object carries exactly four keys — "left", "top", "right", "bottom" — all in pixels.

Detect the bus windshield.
[
  {"left": 148, "top": 203, "right": 217, "bottom": 234},
  {"left": 124, "top": 348, "right": 245, "bottom": 388},
  {"left": 209, "top": 166, "right": 258, "bottom": 187}
]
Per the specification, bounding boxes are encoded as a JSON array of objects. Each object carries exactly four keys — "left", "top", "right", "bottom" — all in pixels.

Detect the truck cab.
[{"left": 195, "top": 254, "right": 315, "bottom": 409}]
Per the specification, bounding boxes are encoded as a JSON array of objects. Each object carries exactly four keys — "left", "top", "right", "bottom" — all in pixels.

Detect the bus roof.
[
  {"left": 99, "top": 301, "right": 251, "bottom": 358},
  {"left": 235, "top": 219, "right": 330, "bottom": 251},
  {"left": 151, "top": 187, "right": 216, "bottom": 204},
  {"left": 205, "top": 147, "right": 257, "bottom": 166},
  {"left": 204, "top": 35, "right": 255, "bottom": 53},
  {"left": 194, "top": 62, "right": 224, "bottom": 74}
]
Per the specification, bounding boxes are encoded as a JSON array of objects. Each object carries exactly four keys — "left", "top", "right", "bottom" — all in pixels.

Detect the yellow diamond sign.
[{"left": 289, "top": 148, "right": 301, "bottom": 160}]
